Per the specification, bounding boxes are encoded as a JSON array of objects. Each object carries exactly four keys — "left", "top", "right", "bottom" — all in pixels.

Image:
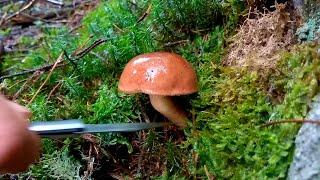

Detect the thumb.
[{"left": 7, "top": 101, "right": 32, "bottom": 120}]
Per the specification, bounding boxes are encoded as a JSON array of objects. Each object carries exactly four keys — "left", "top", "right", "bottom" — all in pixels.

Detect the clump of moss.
[
  {"left": 150, "top": 0, "right": 244, "bottom": 43},
  {"left": 184, "top": 40, "right": 320, "bottom": 179}
]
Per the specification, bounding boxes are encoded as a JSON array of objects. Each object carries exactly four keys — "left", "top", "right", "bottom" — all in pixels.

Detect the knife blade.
[{"left": 29, "top": 119, "right": 169, "bottom": 138}]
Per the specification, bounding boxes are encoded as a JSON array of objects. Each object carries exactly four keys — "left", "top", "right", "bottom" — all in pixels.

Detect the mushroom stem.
[{"left": 149, "top": 95, "right": 188, "bottom": 128}]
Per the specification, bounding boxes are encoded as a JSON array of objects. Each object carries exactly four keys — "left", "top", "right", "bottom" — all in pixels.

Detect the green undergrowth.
[
  {"left": 184, "top": 44, "right": 320, "bottom": 179},
  {"left": 2, "top": 0, "right": 320, "bottom": 179}
]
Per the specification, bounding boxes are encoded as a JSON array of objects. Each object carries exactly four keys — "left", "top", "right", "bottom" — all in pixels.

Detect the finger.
[
  {"left": 0, "top": 130, "right": 41, "bottom": 174},
  {"left": 6, "top": 101, "right": 32, "bottom": 120},
  {"left": 0, "top": 95, "right": 32, "bottom": 120}
]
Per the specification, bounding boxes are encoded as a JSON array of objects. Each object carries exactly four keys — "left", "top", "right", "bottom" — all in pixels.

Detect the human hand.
[{"left": 0, "top": 95, "right": 41, "bottom": 174}]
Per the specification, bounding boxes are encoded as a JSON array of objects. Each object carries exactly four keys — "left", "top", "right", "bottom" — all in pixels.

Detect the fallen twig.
[
  {"left": 0, "top": 63, "right": 66, "bottom": 82},
  {"left": 71, "top": 35, "right": 93, "bottom": 56},
  {"left": 162, "top": 40, "right": 190, "bottom": 47},
  {"left": 1, "top": 0, "right": 37, "bottom": 26},
  {"left": 261, "top": 119, "right": 320, "bottom": 128},
  {"left": 204, "top": 165, "right": 216, "bottom": 180},
  {"left": 12, "top": 73, "right": 38, "bottom": 100},
  {"left": 112, "top": 23, "right": 125, "bottom": 33},
  {"left": 47, "top": 81, "right": 62, "bottom": 100},
  {"left": 83, "top": 144, "right": 95, "bottom": 180},
  {"left": 74, "top": 38, "right": 108, "bottom": 59},
  {"left": 28, "top": 53, "right": 63, "bottom": 105},
  {"left": 45, "top": 0, "right": 64, "bottom": 6},
  {"left": 63, "top": 50, "right": 78, "bottom": 69},
  {"left": 137, "top": 4, "right": 152, "bottom": 23},
  {"left": 0, "top": 37, "right": 107, "bottom": 82},
  {"left": 9, "top": 8, "right": 74, "bottom": 25},
  {"left": 0, "top": 40, "right": 4, "bottom": 61},
  {"left": 69, "top": 24, "right": 83, "bottom": 33},
  {"left": 0, "top": 12, "right": 8, "bottom": 26},
  {"left": 1, "top": 0, "right": 93, "bottom": 26}
]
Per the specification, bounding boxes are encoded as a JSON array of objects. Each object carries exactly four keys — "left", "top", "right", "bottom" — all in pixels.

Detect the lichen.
[{"left": 296, "top": 11, "right": 320, "bottom": 43}]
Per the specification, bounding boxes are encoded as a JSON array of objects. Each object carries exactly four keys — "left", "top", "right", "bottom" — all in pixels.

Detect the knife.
[{"left": 29, "top": 119, "right": 169, "bottom": 138}]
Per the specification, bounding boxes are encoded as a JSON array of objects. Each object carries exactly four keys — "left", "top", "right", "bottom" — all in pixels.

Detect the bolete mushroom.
[{"left": 118, "top": 52, "right": 198, "bottom": 128}]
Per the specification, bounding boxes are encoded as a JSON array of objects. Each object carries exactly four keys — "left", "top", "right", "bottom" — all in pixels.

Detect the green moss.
[
  {"left": 7, "top": 0, "right": 320, "bottom": 179},
  {"left": 184, "top": 42, "right": 320, "bottom": 179},
  {"left": 90, "top": 83, "right": 139, "bottom": 124},
  {"left": 150, "top": 0, "right": 244, "bottom": 42}
]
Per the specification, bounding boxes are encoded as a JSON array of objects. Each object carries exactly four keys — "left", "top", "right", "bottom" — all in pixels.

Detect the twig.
[
  {"left": 8, "top": 8, "right": 73, "bottom": 25},
  {"left": 137, "top": 4, "right": 152, "bottom": 23},
  {"left": 28, "top": 53, "right": 63, "bottom": 105},
  {"left": 71, "top": 35, "right": 93, "bottom": 56},
  {"left": 137, "top": 113, "right": 145, "bottom": 176},
  {"left": 47, "top": 81, "right": 62, "bottom": 100},
  {"left": 261, "top": 119, "right": 320, "bottom": 128},
  {"left": 7, "top": 78, "right": 27, "bottom": 90},
  {"left": 129, "top": 0, "right": 137, "bottom": 7},
  {"left": 204, "top": 165, "right": 215, "bottom": 180},
  {"left": 0, "top": 12, "right": 8, "bottom": 26},
  {"left": 0, "top": 40, "right": 4, "bottom": 62},
  {"left": 137, "top": 133, "right": 144, "bottom": 176},
  {"left": 63, "top": 50, "right": 78, "bottom": 69},
  {"left": 137, "top": 97, "right": 150, "bottom": 123},
  {"left": 83, "top": 144, "right": 95, "bottom": 180},
  {"left": 5, "top": 48, "right": 33, "bottom": 54},
  {"left": 74, "top": 38, "right": 108, "bottom": 59},
  {"left": 0, "top": 38, "right": 106, "bottom": 82},
  {"left": 112, "top": 23, "right": 125, "bottom": 33},
  {"left": 69, "top": 24, "right": 83, "bottom": 33},
  {"left": 13, "top": 73, "right": 38, "bottom": 100},
  {"left": 0, "top": 63, "right": 66, "bottom": 82},
  {"left": 0, "top": 0, "right": 21, "bottom": 6},
  {"left": 162, "top": 40, "right": 190, "bottom": 47},
  {"left": 2, "top": 0, "right": 37, "bottom": 26},
  {"left": 13, "top": 79, "right": 29, "bottom": 100},
  {"left": 45, "top": 0, "right": 64, "bottom": 6}
]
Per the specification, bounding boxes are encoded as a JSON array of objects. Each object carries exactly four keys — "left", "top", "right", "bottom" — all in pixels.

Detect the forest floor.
[{"left": 1, "top": 0, "right": 320, "bottom": 179}]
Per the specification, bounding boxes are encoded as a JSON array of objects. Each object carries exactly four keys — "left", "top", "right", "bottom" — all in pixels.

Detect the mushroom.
[{"left": 118, "top": 52, "right": 198, "bottom": 128}]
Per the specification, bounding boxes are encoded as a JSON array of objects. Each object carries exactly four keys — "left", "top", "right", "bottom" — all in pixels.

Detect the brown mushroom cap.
[{"left": 118, "top": 52, "right": 198, "bottom": 96}]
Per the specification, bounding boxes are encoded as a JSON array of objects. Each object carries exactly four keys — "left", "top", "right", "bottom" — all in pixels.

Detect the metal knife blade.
[
  {"left": 84, "top": 122, "right": 168, "bottom": 133},
  {"left": 29, "top": 119, "right": 169, "bottom": 138}
]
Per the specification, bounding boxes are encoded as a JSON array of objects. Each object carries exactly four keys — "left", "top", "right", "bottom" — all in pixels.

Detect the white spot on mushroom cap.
[
  {"left": 145, "top": 66, "right": 167, "bottom": 82},
  {"left": 133, "top": 70, "right": 137, "bottom": 74},
  {"left": 133, "top": 57, "right": 151, "bottom": 65}
]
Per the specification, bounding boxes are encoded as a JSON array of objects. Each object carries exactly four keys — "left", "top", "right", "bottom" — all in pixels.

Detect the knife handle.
[{"left": 28, "top": 119, "right": 85, "bottom": 138}]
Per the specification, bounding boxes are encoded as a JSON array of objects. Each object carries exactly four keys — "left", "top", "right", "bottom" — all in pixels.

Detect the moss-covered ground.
[{"left": 1, "top": 0, "right": 320, "bottom": 179}]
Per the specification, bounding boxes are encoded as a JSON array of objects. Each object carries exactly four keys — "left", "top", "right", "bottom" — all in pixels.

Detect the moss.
[
  {"left": 184, "top": 42, "right": 320, "bottom": 179},
  {"left": 5, "top": 0, "right": 320, "bottom": 179},
  {"left": 22, "top": 149, "right": 82, "bottom": 179},
  {"left": 89, "top": 83, "right": 139, "bottom": 124}
]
